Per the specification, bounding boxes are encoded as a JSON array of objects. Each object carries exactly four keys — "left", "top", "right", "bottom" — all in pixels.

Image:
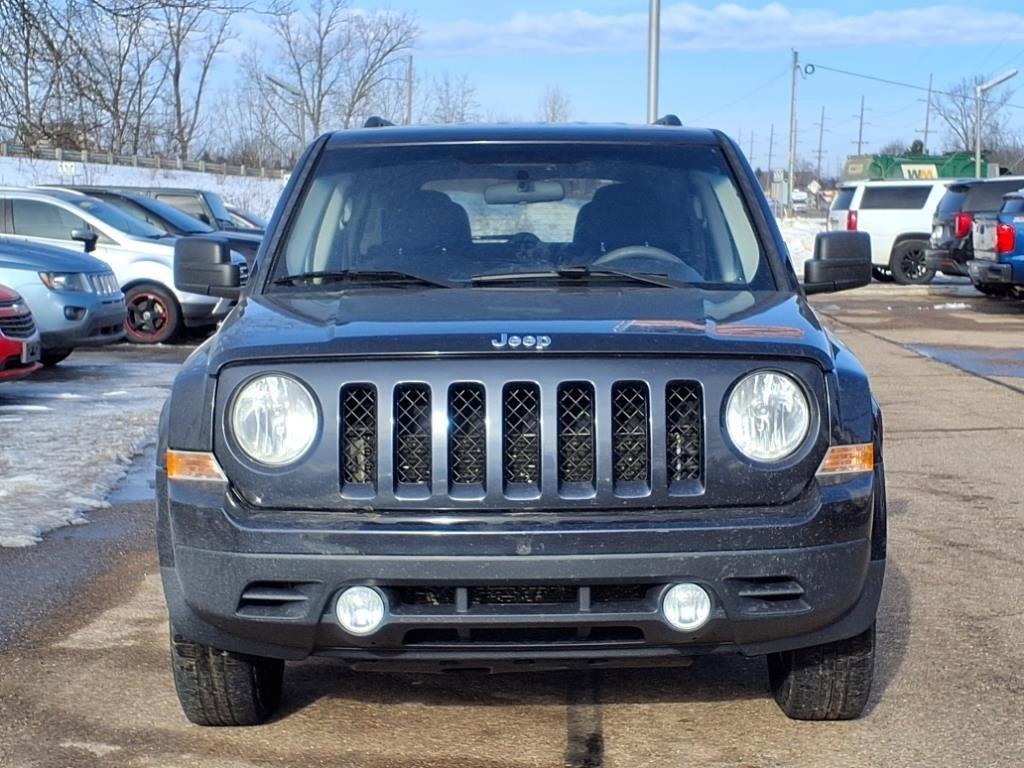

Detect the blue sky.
[{"left": 238, "top": 1, "right": 1024, "bottom": 175}]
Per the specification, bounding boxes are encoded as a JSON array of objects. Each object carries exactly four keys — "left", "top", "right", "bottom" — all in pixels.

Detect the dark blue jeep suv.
[{"left": 157, "top": 121, "right": 885, "bottom": 725}]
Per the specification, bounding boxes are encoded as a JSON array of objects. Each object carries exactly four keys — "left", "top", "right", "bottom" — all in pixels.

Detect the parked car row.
[
  {"left": 827, "top": 176, "right": 1024, "bottom": 297},
  {"left": 0, "top": 184, "right": 265, "bottom": 383}
]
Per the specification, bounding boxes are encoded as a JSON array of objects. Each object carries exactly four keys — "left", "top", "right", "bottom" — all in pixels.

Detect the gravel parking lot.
[{"left": 0, "top": 283, "right": 1022, "bottom": 767}]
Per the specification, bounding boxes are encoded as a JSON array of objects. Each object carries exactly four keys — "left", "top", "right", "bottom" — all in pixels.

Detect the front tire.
[
  {"left": 170, "top": 633, "right": 284, "bottom": 726},
  {"left": 767, "top": 623, "right": 876, "bottom": 720},
  {"left": 124, "top": 283, "right": 181, "bottom": 344},
  {"left": 40, "top": 349, "right": 72, "bottom": 367},
  {"left": 889, "top": 241, "right": 934, "bottom": 285},
  {"left": 973, "top": 282, "right": 1009, "bottom": 298}
]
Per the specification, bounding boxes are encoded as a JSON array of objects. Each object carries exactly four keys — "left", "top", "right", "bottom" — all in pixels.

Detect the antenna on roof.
[
  {"left": 653, "top": 114, "right": 682, "bottom": 126},
  {"left": 363, "top": 116, "right": 395, "bottom": 128}
]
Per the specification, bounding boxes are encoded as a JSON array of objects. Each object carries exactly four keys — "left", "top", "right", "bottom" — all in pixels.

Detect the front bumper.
[
  {"left": 37, "top": 299, "right": 126, "bottom": 350},
  {"left": 159, "top": 471, "right": 885, "bottom": 666}
]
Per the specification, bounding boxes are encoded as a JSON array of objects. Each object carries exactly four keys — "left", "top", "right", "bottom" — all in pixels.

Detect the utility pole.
[
  {"left": 748, "top": 131, "right": 755, "bottom": 163},
  {"left": 405, "top": 55, "right": 414, "bottom": 126},
  {"left": 854, "top": 95, "right": 867, "bottom": 155},
  {"left": 787, "top": 49, "right": 798, "bottom": 217},
  {"left": 917, "top": 73, "right": 933, "bottom": 153},
  {"left": 815, "top": 105, "right": 826, "bottom": 180},
  {"left": 646, "top": 0, "right": 660, "bottom": 123},
  {"left": 767, "top": 122, "right": 775, "bottom": 193}
]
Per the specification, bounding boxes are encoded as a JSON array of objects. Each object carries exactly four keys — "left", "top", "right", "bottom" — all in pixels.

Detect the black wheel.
[
  {"left": 124, "top": 283, "right": 181, "bottom": 344},
  {"left": 170, "top": 633, "right": 284, "bottom": 726},
  {"left": 40, "top": 349, "right": 72, "bottom": 367},
  {"left": 889, "top": 241, "right": 934, "bottom": 285},
  {"left": 768, "top": 623, "right": 875, "bottom": 720},
  {"left": 871, "top": 267, "right": 894, "bottom": 283}
]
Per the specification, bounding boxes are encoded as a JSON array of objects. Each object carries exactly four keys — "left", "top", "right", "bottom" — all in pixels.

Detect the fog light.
[
  {"left": 335, "top": 586, "right": 386, "bottom": 636},
  {"left": 661, "top": 583, "right": 712, "bottom": 632},
  {"left": 64, "top": 306, "right": 86, "bottom": 321}
]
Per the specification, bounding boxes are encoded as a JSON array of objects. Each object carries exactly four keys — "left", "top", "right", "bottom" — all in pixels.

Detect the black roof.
[{"left": 326, "top": 122, "right": 720, "bottom": 148}]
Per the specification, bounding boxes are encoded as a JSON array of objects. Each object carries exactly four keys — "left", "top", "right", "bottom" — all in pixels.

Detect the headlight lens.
[
  {"left": 725, "top": 371, "right": 810, "bottom": 461},
  {"left": 39, "top": 272, "right": 91, "bottom": 292},
  {"left": 230, "top": 375, "right": 319, "bottom": 466}
]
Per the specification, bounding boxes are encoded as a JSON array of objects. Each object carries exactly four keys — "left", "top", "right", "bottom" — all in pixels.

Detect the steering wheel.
[{"left": 592, "top": 245, "right": 679, "bottom": 266}]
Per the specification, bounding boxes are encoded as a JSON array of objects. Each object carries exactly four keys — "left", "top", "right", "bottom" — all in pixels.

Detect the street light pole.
[
  {"left": 975, "top": 69, "right": 1018, "bottom": 177},
  {"left": 647, "top": 0, "right": 660, "bottom": 123}
]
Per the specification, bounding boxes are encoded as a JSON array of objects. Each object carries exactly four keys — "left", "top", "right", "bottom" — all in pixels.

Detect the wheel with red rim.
[{"left": 124, "top": 283, "right": 180, "bottom": 344}]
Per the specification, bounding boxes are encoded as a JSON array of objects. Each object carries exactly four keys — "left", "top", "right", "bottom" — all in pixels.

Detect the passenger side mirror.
[
  {"left": 175, "top": 236, "right": 241, "bottom": 298},
  {"left": 71, "top": 228, "right": 98, "bottom": 254},
  {"left": 803, "top": 231, "right": 872, "bottom": 295}
]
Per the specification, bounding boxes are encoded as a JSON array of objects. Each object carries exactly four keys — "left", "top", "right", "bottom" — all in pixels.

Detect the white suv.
[{"left": 827, "top": 180, "right": 948, "bottom": 284}]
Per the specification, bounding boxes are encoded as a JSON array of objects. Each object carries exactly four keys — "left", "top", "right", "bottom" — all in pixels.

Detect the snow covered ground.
[
  {"left": 776, "top": 216, "right": 826, "bottom": 276},
  {"left": 0, "top": 356, "right": 177, "bottom": 547},
  {"left": 0, "top": 156, "right": 287, "bottom": 219}
]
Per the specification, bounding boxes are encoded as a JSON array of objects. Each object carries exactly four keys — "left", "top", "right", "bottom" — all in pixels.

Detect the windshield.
[
  {"left": 204, "top": 192, "right": 234, "bottom": 228},
  {"left": 130, "top": 195, "right": 214, "bottom": 234},
  {"left": 71, "top": 197, "right": 167, "bottom": 238},
  {"left": 274, "top": 143, "right": 771, "bottom": 290}
]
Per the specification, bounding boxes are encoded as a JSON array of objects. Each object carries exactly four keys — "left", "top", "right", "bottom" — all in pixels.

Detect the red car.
[{"left": 0, "top": 284, "right": 42, "bottom": 382}]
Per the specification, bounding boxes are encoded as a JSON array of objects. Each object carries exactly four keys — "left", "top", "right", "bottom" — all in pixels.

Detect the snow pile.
[
  {"left": 0, "top": 358, "right": 177, "bottom": 547},
  {"left": 776, "top": 217, "right": 826, "bottom": 276},
  {"left": 0, "top": 156, "right": 287, "bottom": 219}
]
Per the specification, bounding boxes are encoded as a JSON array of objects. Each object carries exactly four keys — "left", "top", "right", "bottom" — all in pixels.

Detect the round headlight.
[
  {"left": 230, "top": 374, "right": 319, "bottom": 466},
  {"left": 725, "top": 371, "right": 810, "bottom": 462}
]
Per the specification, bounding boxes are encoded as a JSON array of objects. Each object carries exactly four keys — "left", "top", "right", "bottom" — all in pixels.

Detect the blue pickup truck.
[{"left": 970, "top": 189, "right": 1024, "bottom": 298}]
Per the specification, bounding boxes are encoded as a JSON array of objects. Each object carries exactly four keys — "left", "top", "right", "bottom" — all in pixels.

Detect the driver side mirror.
[
  {"left": 71, "top": 228, "right": 98, "bottom": 254},
  {"left": 803, "top": 231, "right": 871, "bottom": 294},
  {"left": 175, "top": 236, "right": 241, "bottom": 298}
]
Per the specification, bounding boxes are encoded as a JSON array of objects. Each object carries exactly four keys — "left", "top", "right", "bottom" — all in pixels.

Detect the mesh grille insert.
[
  {"left": 666, "top": 381, "right": 702, "bottom": 483},
  {"left": 503, "top": 383, "right": 541, "bottom": 485},
  {"left": 394, "top": 384, "right": 432, "bottom": 485},
  {"left": 341, "top": 385, "right": 377, "bottom": 486},
  {"left": 558, "top": 383, "right": 595, "bottom": 485},
  {"left": 448, "top": 384, "right": 486, "bottom": 485},
  {"left": 612, "top": 382, "right": 650, "bottom": 484}
]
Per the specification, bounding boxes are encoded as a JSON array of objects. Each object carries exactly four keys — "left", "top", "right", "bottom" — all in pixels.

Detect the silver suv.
[{"left": 0, "top": 188, "right": 245, "bottom": 343}]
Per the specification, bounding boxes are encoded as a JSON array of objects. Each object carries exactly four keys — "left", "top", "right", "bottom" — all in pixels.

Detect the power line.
[{"left": 804, "top": 62, "right": 1024, "bottom": 112}]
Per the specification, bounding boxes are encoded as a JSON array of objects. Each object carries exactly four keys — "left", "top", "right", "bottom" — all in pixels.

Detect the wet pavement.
[{"left": 1, "top": 286, "right": 1023, "bottom": 766}]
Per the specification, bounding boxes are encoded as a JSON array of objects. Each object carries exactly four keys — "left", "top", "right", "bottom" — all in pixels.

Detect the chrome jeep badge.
[{"left": 491, "top": 333, "right": 552, "bottom": 350}]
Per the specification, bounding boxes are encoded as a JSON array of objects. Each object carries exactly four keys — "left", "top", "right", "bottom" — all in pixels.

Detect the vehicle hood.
[
  {"left": 207, "top": 287, "right": 836, "bottom": 371},
  {"left": 0, "top": 241, "right": 111, "bottom": 272},
  {"left": 118, "top": 235, "right": 178, "bottom": 255}
]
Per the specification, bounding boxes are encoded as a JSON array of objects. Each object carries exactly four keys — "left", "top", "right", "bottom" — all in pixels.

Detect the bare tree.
[
  {"left": 159, "top": 0, "right": 238, "bottom": 160},
  {"left": 427, "top": 72, "right": 479, "bottom": 124},
  {"left": 260, "top": 0, "right": 416, "bottom": 146},
  {"left": 538, "top": 85, "right": 571, "bottom": 123},
  {"left": 933, "top": 75, "right": 1014, "bottom": 154}
]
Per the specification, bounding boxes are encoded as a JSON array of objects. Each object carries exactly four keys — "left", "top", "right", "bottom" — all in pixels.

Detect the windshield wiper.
[
  {"left": 470, "top": 266, "right": 685, "bottom": 289},
  {"left": 274, "top": 269, "right": 453, "bottom": 288}
]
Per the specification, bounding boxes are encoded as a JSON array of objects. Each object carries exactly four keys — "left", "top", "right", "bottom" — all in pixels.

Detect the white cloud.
[{"left": 418, "top": 3, "right": 1024, "bottom": 56}]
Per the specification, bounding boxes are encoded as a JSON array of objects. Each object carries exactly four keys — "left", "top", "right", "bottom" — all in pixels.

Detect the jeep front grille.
[
  {"left": 612, "top": 382, "right": 651, "bottom": 489},
  {"left": 503, "top": 383, "right": 541, "bottom": 489},
  {"left": 666, "top": 381, "right": 703, "bottom": 484},
  {"left": 341, "top": 385, "right": 377, "bottom": 488},
  {"left": 333, "top": 366, "right": 705, "bottom": 505},
  {"left": 394, "top": 384, "right": 432, "bottom": 486},
  {"left": 557, "top": 383, "right": 595, "bottom": 487},
  {"left": 448, "top": 383, "right": 486, "bottom": 487}
]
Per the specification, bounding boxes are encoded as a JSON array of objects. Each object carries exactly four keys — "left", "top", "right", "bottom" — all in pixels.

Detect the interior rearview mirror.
[
  {"left": 485, "top": 180, "right": 565, "bottom": 205},
  {"left": 174, "top": 236, "right": 241, "bottom": 298},
  {"left": 803, "top": 231, "right": 872, "bottom": 295},
  {"left": 71, "top": 228, "right": 98, "bottom": 254}
]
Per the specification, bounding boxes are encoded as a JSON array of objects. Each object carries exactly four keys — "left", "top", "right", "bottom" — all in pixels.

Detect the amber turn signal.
[
  {"left": 166, "top": 450, "right": 227, "bottom": 482},
  {"left": 817, "top": 443, "right": 874, "bottom": 475}
]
